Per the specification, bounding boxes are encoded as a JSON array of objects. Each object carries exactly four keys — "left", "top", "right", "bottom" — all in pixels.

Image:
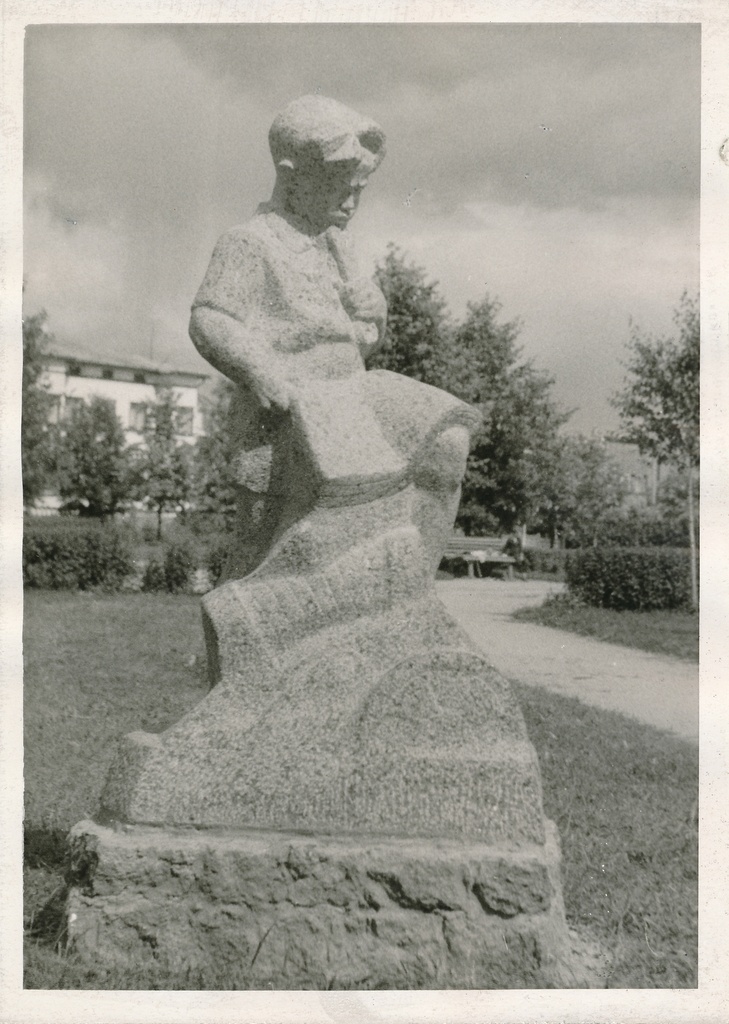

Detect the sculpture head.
[{"left": 269, "top": 95, "right": 386, "bottom": 233}]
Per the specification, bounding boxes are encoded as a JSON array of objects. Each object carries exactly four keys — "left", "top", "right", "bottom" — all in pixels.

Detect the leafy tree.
[
  {"left": 444, "top": 295, "right": 524, "bottom": 403},
  {"left": 536, "top": 435, "right": 628, "bottom": 548},
  {"left": 656, "top": 465, "right": 699, "bottom": 531},
  {"left": 132, "top": 387, "right": 192, "bottom": 540},
  {"left": 612, "top": 293, "right": 699, "bottom": 607},
  {"left": 368, "top": 245, "right": 452, "bottom": 386},
  {"left": 585, "top": 505, "right": 691, "bottom": 549},
  {"left": 21, "top": 310, "right": 56, "bottom": 507},
  {"left": 56, "top": 396, "right": 131, "bottom": 519},
  {"left": 367, "top": 253, "right": 571, "bottom": 537},
  {"left": 191, "top": 378, "right": 239, "bottom": 528},
  {"left": 450, "top": 297, "right": 571, "bottom": 536}
]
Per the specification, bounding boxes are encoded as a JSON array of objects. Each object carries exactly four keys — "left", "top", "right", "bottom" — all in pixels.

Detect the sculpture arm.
[
  {"left": 190, "top": 227, "right": 296, "bottom": 411},
  {"left": 189, "top": 306, "right": 292, "bottom": 411}
]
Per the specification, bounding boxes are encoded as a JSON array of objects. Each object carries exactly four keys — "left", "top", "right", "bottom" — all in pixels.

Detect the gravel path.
[{"left": 436, "top": 578, "right": 698, "bottom": 742}]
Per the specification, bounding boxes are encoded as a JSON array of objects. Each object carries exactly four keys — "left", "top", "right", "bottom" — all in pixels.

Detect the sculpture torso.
[{"left": 193, "top": 202, "right": 378, "bottom": 382}]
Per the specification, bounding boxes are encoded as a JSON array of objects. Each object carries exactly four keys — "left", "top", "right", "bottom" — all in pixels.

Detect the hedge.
[
  {"left": 521, "top": 548, "right": 569, "bottom": 575},
  {"left": 23, "top": 518, "right": 135, "bottom": 591},
  {"left": 583, "top": 509, "right": 691, "bottom": 549},
  {"left": 565, "top": 547, "right": 695, "bottom": 611},
  {"left": 205, "top": 540, "right": 230, "bottom": 589},
  {"left": 141, "top": 541, "right": 196, "bottom": 593}
]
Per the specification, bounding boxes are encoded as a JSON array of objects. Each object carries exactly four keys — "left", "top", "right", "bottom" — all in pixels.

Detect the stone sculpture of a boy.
[
  {"left": 190, "top": 95, "right": 400, "bottom": 575},
  {"left": 75, "top": 98, "right": 572, "bottom": 988}
]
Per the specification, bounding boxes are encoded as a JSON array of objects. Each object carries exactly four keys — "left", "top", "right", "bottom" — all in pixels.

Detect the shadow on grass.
[
  {"left": 26, "top": 882, "right": 68, "bottom": 947},
  {"left": 24, "top": 824, "right": 69, "bottom": 870},
  {"left": 24, "top": 825, "right": 71, "bottom": 950}
]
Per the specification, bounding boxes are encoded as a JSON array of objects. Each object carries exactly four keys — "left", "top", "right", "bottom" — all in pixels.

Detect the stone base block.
[{"left": 65, "top": 819, "right": 581, "bottom": 989}]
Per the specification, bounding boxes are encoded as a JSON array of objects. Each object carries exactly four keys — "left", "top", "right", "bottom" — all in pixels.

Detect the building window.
[
  {"left": 129, "top": 403, "right": 147, "bottom": 432},
  {"left": 134, "top": 372, "right": 146, "bottom": 384},
  {"left": 174, "top": 407, "right": 194, "bottom": 436},
  {"left": 102, "top": 368, "right": 114, "bottom": 380},
  {"left": 67, "top": 360, "right": 82, "bottom": 376}
]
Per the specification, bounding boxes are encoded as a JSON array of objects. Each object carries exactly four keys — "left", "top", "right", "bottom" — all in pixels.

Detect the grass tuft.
[
  {"left": 515, "top": 680, "right": 697, "bottom": 988},
  {"left": 513, "top": 594, "right": 698, "bottom": 661}
]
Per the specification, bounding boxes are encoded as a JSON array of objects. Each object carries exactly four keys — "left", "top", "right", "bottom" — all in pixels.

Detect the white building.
[
  {"left": 42, "top": 341, "right": 208, "bottom": 446},
  {"left": 36, "top": 341, "right": 208, "bottom": 514}
]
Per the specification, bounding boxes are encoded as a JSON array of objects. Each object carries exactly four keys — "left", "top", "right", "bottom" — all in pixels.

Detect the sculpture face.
[
  {"left": 282, "top": 159, "right": 372, "bottom": 233},
  {"left": 268, "top": 95, "right": 384, "bottom": 235}
]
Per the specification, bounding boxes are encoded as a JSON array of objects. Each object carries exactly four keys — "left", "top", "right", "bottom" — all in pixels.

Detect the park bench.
[{"left": 441, "top": 536, "right": 517, "bottom": 579}]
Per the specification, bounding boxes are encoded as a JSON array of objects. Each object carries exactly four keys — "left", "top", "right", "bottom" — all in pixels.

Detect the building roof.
[{"left": 45, "top": 338, "right": 208, "bottom": 382}]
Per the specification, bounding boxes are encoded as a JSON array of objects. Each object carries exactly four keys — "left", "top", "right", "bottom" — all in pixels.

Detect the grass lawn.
[
  {"left": 513, "top": 598, "right": 698, "bottom": 662},
  {"left": 22, "top": 591, "right": 697, "bottom": 989}
]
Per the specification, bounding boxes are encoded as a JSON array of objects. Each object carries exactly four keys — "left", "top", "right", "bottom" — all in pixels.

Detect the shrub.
[
  {"left": 206, "top": 540, "right": 230, "bottom": 589},
  {"left": 140, "top": 543, "right": 195, "bottom": 593},
  {"left": 521, "top": 548, "right": 569, "bottom": 575},
  {"left": 565, "top": 547, "right": 695, "bottom": 611},
  {"left": 163, "top": 541, "right": 195, "bottom": 594},
  {"left": 23, "top": 519, "right": 134, "bottom": 591},
  {"left": 140, "top": 522, "right": 159, "bottom": 545},
  {"left": 186, "top": 510, "right": 235, "bottom": 536},
  {"left": 565, "top": 507, "right": 691, "bottom": 549},
  {"left": 141, "top": 557, "right": 166, "bottom": 592}
]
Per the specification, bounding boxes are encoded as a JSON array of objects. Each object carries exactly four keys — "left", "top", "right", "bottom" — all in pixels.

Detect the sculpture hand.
[
  {"left": 251, "top": 373, "right": 292, "bottom": 413},
  {"left": 338, "top": 277, "right": 386, "bottom": 328}
]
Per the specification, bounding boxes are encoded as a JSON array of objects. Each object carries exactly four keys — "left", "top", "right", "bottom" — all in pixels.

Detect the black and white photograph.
[{"left": 2, "top": 5, "right": 728, "bottom": 1024}]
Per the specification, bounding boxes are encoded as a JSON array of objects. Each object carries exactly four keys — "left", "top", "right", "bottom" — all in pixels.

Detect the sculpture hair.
[{"left": 269, "top": 94, "right": 386, "bottom": 172}]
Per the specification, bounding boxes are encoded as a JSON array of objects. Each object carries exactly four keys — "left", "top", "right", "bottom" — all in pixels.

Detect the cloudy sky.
[{"left": 23, "top": 23, "right": 700, "bottom": 435}]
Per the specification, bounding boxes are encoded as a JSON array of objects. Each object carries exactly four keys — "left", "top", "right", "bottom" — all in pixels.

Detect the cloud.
[
  {"left": 24, "top": 173, "right": 127, "bottom": 331},
  {"left": 22, "top": 23, "right": 700, "bottom": 430},
  {"left": 24, "top": 28, "right": 274, "bottom": 366},
  {"left": 27, "top": 24, "right": 698, "bottom": 214},
  {"left": 357, "top": 192, "right": 698, "bottom": 433},
  {"left": 162, "top": 23, "right": 700, "bottom": 210}
]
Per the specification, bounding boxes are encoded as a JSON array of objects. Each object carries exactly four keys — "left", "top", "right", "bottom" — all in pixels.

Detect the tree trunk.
[
  {"left": 687, "top": 457, "right": 698, "bottom": 611},
  {"left": 157, "top": 506, "right": 163, "bottom": 542}
]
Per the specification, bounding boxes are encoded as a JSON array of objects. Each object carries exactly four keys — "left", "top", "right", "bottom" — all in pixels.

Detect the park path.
[{"left": 436, "top": 578, "right": 698, "bottom": 742}]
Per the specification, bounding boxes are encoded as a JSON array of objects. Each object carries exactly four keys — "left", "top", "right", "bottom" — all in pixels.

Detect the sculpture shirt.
[{"left": 193, "top": 202, "right": 380, "bottom": 373}]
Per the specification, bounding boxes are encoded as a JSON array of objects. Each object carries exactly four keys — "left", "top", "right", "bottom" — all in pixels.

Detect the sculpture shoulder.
[
  {"left": 193, "top": 219, "right": 273, "bottom": 314},
  {"left": 205, "top": 220, "right": 273, "bottom": 274}
]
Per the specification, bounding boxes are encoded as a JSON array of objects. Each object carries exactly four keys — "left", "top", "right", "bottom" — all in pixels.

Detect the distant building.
[
  {"left": 42, "top": 341, "right": 208, "bottom": 445},
  {"left": 35, "top": 341, "right": 208, "bottom": 513}
]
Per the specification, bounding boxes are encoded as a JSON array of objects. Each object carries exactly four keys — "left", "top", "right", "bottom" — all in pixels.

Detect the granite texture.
[
  {"left": 66, "top": 820, "right": 580, "bottom": 989},
  {"left": 68, "top": 95, "right": 574, "bottom": 986},
  {"left": 100, "top": 530, "right": 545, "bottom": 842}
]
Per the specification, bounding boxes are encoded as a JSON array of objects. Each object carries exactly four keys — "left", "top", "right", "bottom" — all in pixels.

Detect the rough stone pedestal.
[{"left": 67, "top": 820, "right": 578, "bottom": 989}]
